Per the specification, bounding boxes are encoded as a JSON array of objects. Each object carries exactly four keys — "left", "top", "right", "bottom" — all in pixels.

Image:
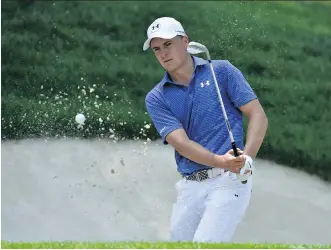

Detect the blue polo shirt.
[{"left": 145, "top": 56, "right": 257, "bottom": 176}]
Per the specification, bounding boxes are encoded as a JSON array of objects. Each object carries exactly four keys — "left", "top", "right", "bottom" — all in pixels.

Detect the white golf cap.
[{"left": 143, "top": 17, "right": 187, "bottom": 51}]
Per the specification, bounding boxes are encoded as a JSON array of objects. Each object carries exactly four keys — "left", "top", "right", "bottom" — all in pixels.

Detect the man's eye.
[{"left": 165, "top": 43, "right": 171, "bottom": 47}]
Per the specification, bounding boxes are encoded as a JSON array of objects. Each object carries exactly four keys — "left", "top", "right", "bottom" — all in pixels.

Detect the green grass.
[
  {"left": 2, "top": 241, "right": 330, "bottom": 249},
  {"left": 2, "top": 1, "right": 331, "bottom": 180}
]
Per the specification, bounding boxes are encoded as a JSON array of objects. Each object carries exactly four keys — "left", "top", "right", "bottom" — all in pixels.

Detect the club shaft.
[
  {"left": 188, "top": 43, "right": 245, "bottom": 182},
  {"left": 209, "top": 60, "right": 246, "bottom": 183},
  {"left": 209, "top": 61, "right": 245, "bottom": 183},
  {"left": 209, "top": 61, "right": 239, "bottom": 157}
]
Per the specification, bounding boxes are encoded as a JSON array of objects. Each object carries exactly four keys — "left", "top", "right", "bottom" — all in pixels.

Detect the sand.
[{"left": 1, "top": 138, "right": 331, "bottom": 244}]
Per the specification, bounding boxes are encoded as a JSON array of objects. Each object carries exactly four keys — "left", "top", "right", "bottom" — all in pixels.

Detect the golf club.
[{"left": 187, "top": 41, "right": 248, "bottom": 184}]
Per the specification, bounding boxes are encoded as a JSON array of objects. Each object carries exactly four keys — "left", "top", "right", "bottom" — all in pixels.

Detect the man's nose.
[{"left": 161, "top": 48, "right": 168, "bottom": 58}]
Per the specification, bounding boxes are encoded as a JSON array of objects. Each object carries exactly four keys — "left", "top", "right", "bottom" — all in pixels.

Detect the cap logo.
[
  {"left": 151, "top": 23, "right": 160, "bottom": 33},
  {"left": 175, "top": 30, "right": 185, "bottom": 34}
]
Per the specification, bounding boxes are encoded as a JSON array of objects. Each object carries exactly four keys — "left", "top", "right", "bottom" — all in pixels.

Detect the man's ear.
[{"left": 182, "top": 35, "right": 189, "bottom": 48}]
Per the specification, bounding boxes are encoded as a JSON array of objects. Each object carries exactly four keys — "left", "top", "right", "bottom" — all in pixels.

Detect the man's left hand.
[{"left": 236, "top": 155, "right": 254, "bottom": 181}]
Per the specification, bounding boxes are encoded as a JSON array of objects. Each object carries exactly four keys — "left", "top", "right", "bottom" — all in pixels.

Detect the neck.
[{"left": 168, "top": 54, "right": 194, "bottom": 86}]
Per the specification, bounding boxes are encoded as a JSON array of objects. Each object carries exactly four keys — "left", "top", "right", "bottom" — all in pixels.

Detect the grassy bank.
[
  {"left": 2, "top": 241, "right": 330, "bottom": 249},
  {"left": 2, "top": 1, "right": 331, "bottom": 180}
]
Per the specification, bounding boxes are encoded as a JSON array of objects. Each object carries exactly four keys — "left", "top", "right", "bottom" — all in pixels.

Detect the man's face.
[{"left": 150, "top": 36, "right": 189, "bottom": 72}]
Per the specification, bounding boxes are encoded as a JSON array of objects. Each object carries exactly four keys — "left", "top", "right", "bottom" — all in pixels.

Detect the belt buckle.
[{"left": 208, "top": 169, "right": 213, "bottom": 178}]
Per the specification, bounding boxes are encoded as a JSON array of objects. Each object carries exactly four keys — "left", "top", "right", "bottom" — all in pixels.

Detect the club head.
[{"left": 187, "top": 41, "right": 211, "bottom": 60}]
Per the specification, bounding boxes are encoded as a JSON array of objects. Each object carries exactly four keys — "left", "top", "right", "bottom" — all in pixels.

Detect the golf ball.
[{"left": 75, "top": 113, "right": 86, "bottom": 124}]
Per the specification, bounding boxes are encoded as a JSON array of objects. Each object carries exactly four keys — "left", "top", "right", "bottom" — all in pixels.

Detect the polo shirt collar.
[{"left": 160, "top": 56, "right": 208, "bottom": 86}]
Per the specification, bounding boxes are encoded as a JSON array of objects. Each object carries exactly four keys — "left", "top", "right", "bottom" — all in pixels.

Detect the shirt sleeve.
[
  {"left": 223, "top": 60, "right": 258, "bottom": 108},
  {"left": 145, "top": 91, "right": 183, "bottom": 145}
]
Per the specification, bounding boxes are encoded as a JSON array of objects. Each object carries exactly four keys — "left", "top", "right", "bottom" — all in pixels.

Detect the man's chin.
[{"left": 164, "top": 64, "right": 176, "bottom": 72}]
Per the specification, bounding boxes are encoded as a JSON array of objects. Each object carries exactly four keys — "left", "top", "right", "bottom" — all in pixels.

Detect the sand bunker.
[{"left": 2, "top": 138, "right": 331, "bottom": 244}]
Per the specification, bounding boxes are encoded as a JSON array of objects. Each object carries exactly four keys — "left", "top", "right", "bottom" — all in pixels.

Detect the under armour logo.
[
  {"left": 151, "top": 23, "right": 160, "bottom": 33},
  {"left": 200, "top": 80, "right": 210, "bottom": 88},
  {"left": 152, "top": 24, "right": 159, "bottom": 30}
]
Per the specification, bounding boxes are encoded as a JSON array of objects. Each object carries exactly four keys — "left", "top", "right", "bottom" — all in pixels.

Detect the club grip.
[
  {"left": 232, "top": 142, "right": 239, "bottom": 157},
  {"left": 232, "top": 142, "right": 247, "bottom": 184}
]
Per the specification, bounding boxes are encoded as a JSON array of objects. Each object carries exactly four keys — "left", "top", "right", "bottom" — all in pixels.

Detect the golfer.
[{"left": 143, "top": 17, "right": 268, "bottom": 243}]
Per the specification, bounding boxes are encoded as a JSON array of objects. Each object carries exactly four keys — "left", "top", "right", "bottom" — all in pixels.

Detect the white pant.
[{"left": 170, "top": 171, "right": 252, "bottom": 243}]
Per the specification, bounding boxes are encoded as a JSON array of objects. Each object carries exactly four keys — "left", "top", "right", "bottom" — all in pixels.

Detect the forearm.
[
  {"left": 174, "top": 139, "right": 217, "bottom": 167},
  {"left": 244, "top": 112, "right": 268, "bottom": 159}
]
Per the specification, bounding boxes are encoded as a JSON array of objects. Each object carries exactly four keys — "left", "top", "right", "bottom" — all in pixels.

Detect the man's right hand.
[{"left": 213, "top": 148, "right": 246, "bottom": 174}]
